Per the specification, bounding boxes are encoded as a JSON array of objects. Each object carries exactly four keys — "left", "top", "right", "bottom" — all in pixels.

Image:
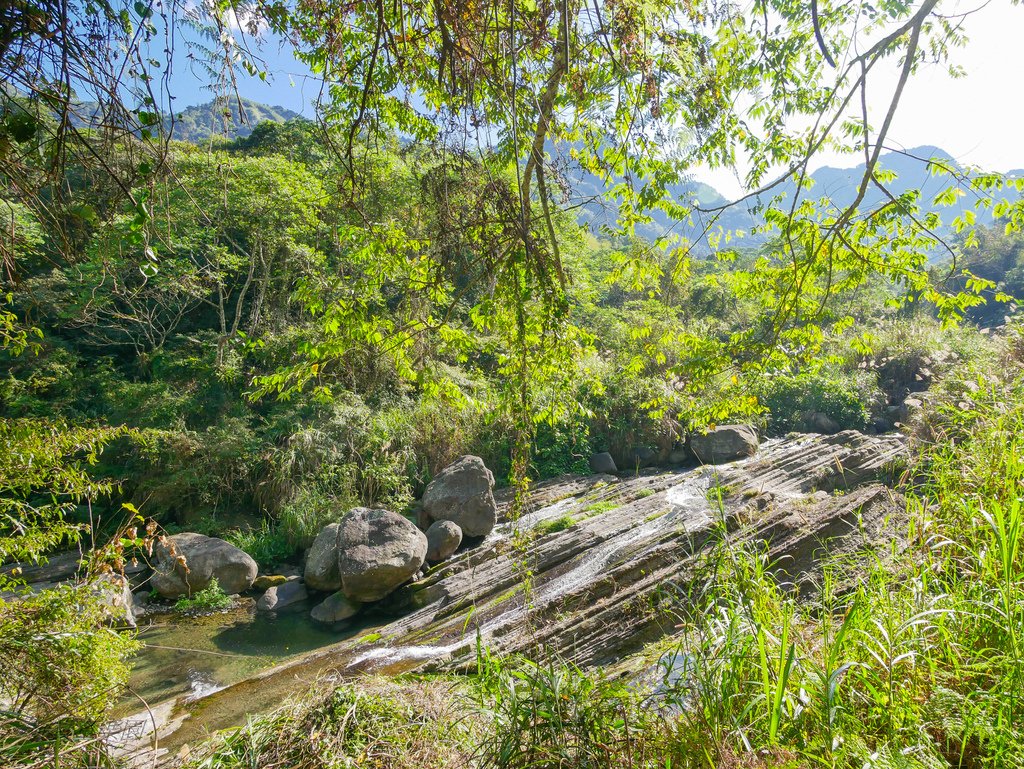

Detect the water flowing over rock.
[
  {"left": 151, "top": 533, "right": 257, "bottom": 598},
  {"left": 119, "top": 432, "right": 909, "bottom": 759},
  {"left": 304, "top": 524, "right": 342, "bottom": 592},
  {"left": 425, "top": 520, "right": 462, "bottom": 563},
  {"left": 690, "top": 424, "right": 759, "bottom": 464},
  {"left": 421, "top": 455, "right": 497, "bottom": 536},
  {"left": 336, "top": 508, "right": 427, "bottom": 602},
  {"left": 256, "top": 580, "right": 308, "bottom": 611}
]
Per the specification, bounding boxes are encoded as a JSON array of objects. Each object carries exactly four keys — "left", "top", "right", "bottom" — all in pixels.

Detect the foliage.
[
  {"left": 181, "top": 677, "right": 478, "bottom": 769},
  {"left": 224, "top": 522, "right": 293, "bottom": 568},
  {"left": 474, "top": 651, "right": 673, "bottom": 769},
  {"left": 754, "top": 369, "right": 875, "bottom": 435},
  {"left": 0, "top": 418, "right": 128, "bottom": 585},
  {"left": 175, "top": 577, "right": 233, "bottom": 613},
  {"left": 0, "top": 584, "right": 140, "bottom": 769}
]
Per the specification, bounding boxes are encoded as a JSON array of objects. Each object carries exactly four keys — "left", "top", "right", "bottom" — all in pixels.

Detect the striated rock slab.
[{"left": 119, "top": 432, "right": 910, "bottom": 764}]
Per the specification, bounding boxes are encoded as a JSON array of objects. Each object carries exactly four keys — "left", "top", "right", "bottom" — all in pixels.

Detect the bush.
[
  {"left": 0, "top": 584, "right": 139, "bottom": 768},
  {"left": 175, "top": 577, "right": 233, "bottom": 612},
  {"left": 475, "top": 651, "right": 673, "bottom": 769},
  {"left": 755, "top": 369, "right": 875, "bottom": 435}
]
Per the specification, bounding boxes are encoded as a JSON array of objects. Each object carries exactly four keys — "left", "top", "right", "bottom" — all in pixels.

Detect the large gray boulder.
[
  {"left": 421, "top": 455, "right": 497, "bottom": 537},
  {"left": 151, "top": 533, "right": 257, "bottom": 598},
  {"left": 336, "top": 508, "right": 428, "bottom": 602},
  {"left": 304, "top": 523, "right": 342, "bottom": 592},
  {"left": 690, "top": 424, "right": 759, "bottom": 465},
  {"left": 257, "top": 580, "right": 308, "bottom": 611},
  {"left": 589, "top": 452, "right": 618, "bottom": 474},
  {"left": 311, "top": 591, "right": 362, "bottom": 624},
  {"left": 425, "top": 520, "right": 462, "bottom": 563}
]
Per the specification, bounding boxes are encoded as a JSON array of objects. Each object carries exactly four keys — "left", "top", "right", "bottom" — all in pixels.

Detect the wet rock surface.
[
  {"left": 119, "top": 431, "right": 910, "bottom": 764},
  {"left": 257, "top": 580, "right": 308, "bottom": 611}
]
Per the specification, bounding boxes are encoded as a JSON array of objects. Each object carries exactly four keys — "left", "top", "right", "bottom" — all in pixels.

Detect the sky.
[{"left": 164, "top": 1, "right": 1024, "bottom": 201}]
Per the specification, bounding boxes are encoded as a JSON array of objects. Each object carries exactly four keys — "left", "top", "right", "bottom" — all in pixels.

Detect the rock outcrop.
[
  {"left": 336, "top": 508, "right": 427, "bottom": 602},
  {"left": 151, "top": 533, "right": 257, "bottom": 598},
  {"left": 425, "top": 520, "right": 462, "bottom": 563},
  {"left": 119, "top": 431, "right": 911, "bottom": 759},
  {"left": 421, "top": 455, "right": 497, "bottom": 537},
  {"left": 690, "top": 424, "right": 759, "bottom": 464}
]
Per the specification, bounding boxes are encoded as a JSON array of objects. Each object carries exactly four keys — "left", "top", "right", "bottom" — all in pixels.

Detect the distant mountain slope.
[
  {"left": 566, "top": 143, "right": 1020, "bottom": 253},
  {"left": 69, "top": 97, "right": 304, "bottom": 143},
  {"left": 167, "top": 98, "right": 303, "bottom": 143}
]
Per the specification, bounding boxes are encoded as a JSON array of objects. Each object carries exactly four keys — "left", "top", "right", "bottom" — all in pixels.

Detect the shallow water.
[{"left": 117, "top": 598, "right": 361, "bottom": 715}]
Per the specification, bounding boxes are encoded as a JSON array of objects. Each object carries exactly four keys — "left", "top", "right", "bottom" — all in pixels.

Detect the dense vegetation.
[{"left": 2, "top": 0, "right": 1024, "bottom": 766}]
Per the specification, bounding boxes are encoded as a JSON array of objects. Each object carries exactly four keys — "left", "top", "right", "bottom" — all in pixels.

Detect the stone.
[
  {"left": 303, "top": 524, "right": 342, "bottom": 592},
  {"left": 627, "top": 446, "right": 657, "bottom": 470},
  {"left": 690, "top": 424, "right": 759, "bottom": 465},
  {"left": 253, "top": 574, "right": 288, "bottom": 591},
  {"left": 589, "top": 452, "right": 618, "bottom": 474},
  {"left": 421, "top": 455, "right": 497, "bottom": 537},
  {"left": 257, "top": 580, "right": 308, "bottom": 611},
  {"left": 336, "top": 507, "right": 428, "bottom": 602},
  {"left": 311, "top": 591, "right": 361, "bottom": 624},
  {"left": 425, "top": 520, "right": 463, "bottom": 563},
  {"left": 667, "top": 448, "right": 691, "bottom": 465},
  {"left": 1, "top": 550, "right": 83, "bottom": 584},
  {"left": 151, "top": 533, "right": 258, "bottom": 598},
  {"left": 803, "top": 411, "right": 841, "bottom": 435}
]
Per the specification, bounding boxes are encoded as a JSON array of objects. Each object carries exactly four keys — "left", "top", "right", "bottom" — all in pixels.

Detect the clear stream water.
[{"left": 116, "top": 598, "right": 364, "bottom": 716}]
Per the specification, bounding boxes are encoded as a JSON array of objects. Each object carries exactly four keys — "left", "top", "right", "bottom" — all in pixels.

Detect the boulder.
[
  {"left": 667, "top": 448, "right": 691, "bottom": 465},
  {"left": 257, "top": 580, "right": 308, "bottom": 611},
  {"left": 690, "top": 424, "right": 759, "bottom": 465},
  {"left": 803, "top": 411, "right": 840, "bottom": 435},
  {"left": 421, "top": 455, "right": 497, "bottom": 537},
  {"left": 311, "top": 591, "right": 362, "bottom": 624},
  {"left": 253, "top": 574, "right": 288, "bottom": 591},
  {"left": 336, "top": 508, "right": 428, "bottom": 602},
  {"left": 150, "top": 533, "right": 257, "bottom": 598},
  {"left": 303, "top": 524, "right": 342, "bottom": 592},
  {"left": 589, "top": 452, "right": 618, "bottom": 474},
  {"left": 425, "top": 520, "right": 463, "bottom": 563},
  {"left": 627, "top": 446, "right": 657, "bottom": 470}
]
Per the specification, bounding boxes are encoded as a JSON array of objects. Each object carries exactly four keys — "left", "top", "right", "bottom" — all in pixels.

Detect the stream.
[{"left": 117, "top": 598, "right": 368, "bottom": 717}]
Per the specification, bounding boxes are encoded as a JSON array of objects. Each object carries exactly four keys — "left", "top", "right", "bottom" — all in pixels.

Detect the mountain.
[
  {"left": 68, "top": 97, "right": 304, "bottom": 143},
  {"left": 566, "top": 143, "right": 1021, "bottom": 253},
  {"left": 166, "top": 98, "right": 303, "bottom": 143}
]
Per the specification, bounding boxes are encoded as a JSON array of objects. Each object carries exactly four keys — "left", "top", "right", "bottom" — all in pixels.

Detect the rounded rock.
[
  {"left": 425, "top": 520, "right": 463, "bottom": 563},
  {"left": 151, "top": 533, "right": 257, "bottom": 598},
  {"left": 336, "top": 508, "right": 427, "bottom": 602},
  {"left": 421, "top": 455, "right": 497, "bottom": 537}
]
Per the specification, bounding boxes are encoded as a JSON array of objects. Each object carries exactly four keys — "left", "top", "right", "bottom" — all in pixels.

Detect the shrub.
[
  {"left": 180, "top": 677, "right": 477, "bottom": 769},
  {"left": 755, "top": 369, "right": 875, "bottom": 435},
  {"left": 474, "top": 651, "right": 674, "bottom": 769},
  {"left": 0, "top": 584, "right": 139, "bottom": 768},
  {"left": 175, "top": 577, "right": 233, "bottom": 612}
]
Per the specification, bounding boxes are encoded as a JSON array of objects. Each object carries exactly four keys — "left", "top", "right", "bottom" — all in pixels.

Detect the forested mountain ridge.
[{"left": 70, "top": 97, "right": 303, "bottom": 143}]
